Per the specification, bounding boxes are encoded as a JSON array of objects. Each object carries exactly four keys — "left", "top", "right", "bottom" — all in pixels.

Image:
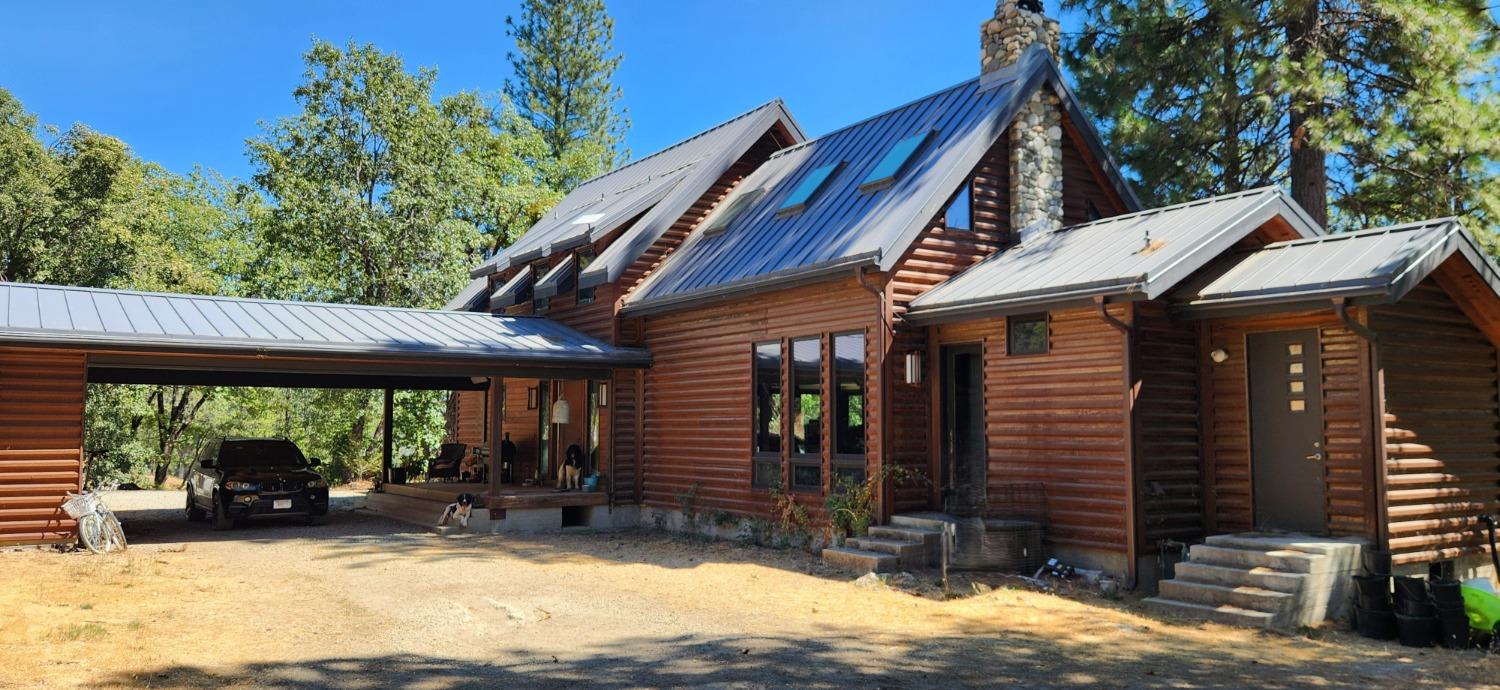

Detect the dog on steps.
[{"left": 438, "top": 493, "right": 479, "bottom": 528}]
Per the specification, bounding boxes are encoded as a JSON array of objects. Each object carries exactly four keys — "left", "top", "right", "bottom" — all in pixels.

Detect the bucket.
[
  {"left": 1363, "top": 549, "right": 1393, "bottom": 576},
  {"left": 1395, "top": 613, "right": 1439, "bottom": 648},
  {"left": 1430, "top": 579, "right": 1464, "bottom": 606},
  {"left": 1355, "top": 607, "right": 1397, "bottom": 641},
  {"left": 1394, "top": 576, "right": 1429, "bottom": 604},
  {"left": 1436, "top": 604, "right": 1470, "bottom": 649},
  {"left": 1354, "top": 574, "right": 1393, "bottom": 611}
]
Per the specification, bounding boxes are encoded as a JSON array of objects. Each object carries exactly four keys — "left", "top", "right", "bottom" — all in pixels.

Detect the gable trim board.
[
  {"left": 902, "top": 187, "right": 1323, "bottom": 325},
  {"left": 471, "top": 100, "right": 806, "bottom": 285},
  {"left": 618, "top": 45, "right": 1140, "bottom": 318}
]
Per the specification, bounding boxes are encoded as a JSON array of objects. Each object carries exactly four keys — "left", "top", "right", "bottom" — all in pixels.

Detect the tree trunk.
[{"left": 1286, "top": 0, "right": 1328, "bottom": 227}]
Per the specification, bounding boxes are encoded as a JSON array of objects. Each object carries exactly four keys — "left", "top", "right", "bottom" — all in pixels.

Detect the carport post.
[{"left": 382, "top": 387, "right": 394, "bottom": 484}]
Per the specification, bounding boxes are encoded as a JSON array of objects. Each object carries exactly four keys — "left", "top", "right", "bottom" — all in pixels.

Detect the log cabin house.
[{"left": 2, "top": 1, "right": 1499, "bottom": 627}]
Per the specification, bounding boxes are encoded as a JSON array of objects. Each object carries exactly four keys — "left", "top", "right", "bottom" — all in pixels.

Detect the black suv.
[{"left": 187, "top": 437, "right": 330, "bottom": 530}]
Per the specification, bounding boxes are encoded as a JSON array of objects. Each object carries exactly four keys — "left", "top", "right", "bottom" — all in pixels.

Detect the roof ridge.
[
  {"left": 570, "top": 99, "right": 787, "bottom": 189},
  {"left": 1051, "top": 186, "right": 1283, "bottom": 234},
  {"left": 766, "top": 77, "right": 986, "bottom": 161},
  {"left": 0, "top": 281, "right": 521, "bottom": 320},
  {"left": 1263, "top": 217, "right": 1461, "bottom": 248}
]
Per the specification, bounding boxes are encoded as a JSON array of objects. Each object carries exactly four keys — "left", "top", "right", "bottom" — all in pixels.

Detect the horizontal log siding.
[
  {"left": 1060, "top": 117, "right": 1128, "bottom": 225},
  {"left": 447, "top": 391, "right": 487, "bottom": 449},
  {"left": 638, "top": 277, "right": 879, "bottom": 518},
  {"left": 501, "top": 379, "right": 542, "bottom": 484},
  {"left": 1204, "top": 312, "right": 1373, "bottom": 537},
  {"left": 0, "top": 348, "right": 85, "bottom": 544},
  {"left": 1133, "top": 302, "right": 1204, "bottom": 550},
  {"left": 610, "top": 369, "right": 642, "bottom": 503},
  {"left": 1373, "top": 280, "right": 1500, "bottom": 565},
  {"left": 937, "top": 307, "right": 1131, "bottom": 554}
]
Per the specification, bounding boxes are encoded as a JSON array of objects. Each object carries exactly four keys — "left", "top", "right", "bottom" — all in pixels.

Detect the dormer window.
[
  {"left": 702, "top": 187, "right": 765, "bottom": 236},
  {"left": 861, "top": 130, "right": 933, "bottom": 191},
  {"left": 777, "top": 161, "right": 842, "bottom": 216}
]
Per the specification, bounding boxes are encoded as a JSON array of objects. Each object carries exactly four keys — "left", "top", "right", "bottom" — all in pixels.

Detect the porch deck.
[{"left": 383, "top": 481, "right": 608, "bottom": 510}]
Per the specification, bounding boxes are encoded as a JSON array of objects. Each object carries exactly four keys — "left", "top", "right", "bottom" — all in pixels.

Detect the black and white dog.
[{"left": 438, "top": 492, "right": 479, "bottom": 528}]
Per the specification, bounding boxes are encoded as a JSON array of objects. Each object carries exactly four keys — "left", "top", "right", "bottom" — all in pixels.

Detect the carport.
[{"left": 0, "top": 281, "right": 650, "bottom": 544}]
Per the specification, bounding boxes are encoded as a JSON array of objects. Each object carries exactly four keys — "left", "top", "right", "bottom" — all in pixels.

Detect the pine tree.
[
  {"left": 1061, "top": 0, "right": 1500, "bottom": 233},
  {"left": 504, "top": 0, "right": 630, "bottom": 189}
]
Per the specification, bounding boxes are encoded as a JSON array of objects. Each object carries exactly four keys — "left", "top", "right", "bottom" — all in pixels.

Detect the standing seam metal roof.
[
  {"left": 470, "top": 100, "right": 805, "bottom": 283},
  {"left": 0, "top": 281, "right": 649, "bottom": 366},
  {"left": 1171, "top": 218, "right": 1500, "bottom": 312},
  {"left": 903, "top": 187, "right": 1324, "bottom": 322},
  {"left": 619, "top": 46, "right": 1140, "bottom": 315}
]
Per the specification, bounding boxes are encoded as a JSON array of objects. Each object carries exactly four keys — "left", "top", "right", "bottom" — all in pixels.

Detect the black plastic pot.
[
  {"left": 1354, "top": 574, "right": 1393, "bottom": 611},
  {"left": 1363, "top": 549, "right": 1393, "bottom": 576},
  {"left": 389, "top": 467, "right": 408, "bottom": 485},
  {"left": 1436, "top": 605, "right": 1470, "bottom": 649},
  {"left": 1394, "top": 576, "right": 1428, "bottom": 603},
  {"left": 1396, "top": 613, "right": 1439, "bottom": 648},
  {"left": 1356, "top": 607, "right": 1398, "bottom": 641},
  {"left": 1430, "top": 578, "right": 1464, "bottom": 606},
  {"left": 1396, "top": 597, "right": 1435, "bottom": 618}
]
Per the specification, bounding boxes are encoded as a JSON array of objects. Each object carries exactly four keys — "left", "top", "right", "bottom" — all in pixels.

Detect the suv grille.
[{"left": 259, "top": 480, "right": 304, "bottom": 493}]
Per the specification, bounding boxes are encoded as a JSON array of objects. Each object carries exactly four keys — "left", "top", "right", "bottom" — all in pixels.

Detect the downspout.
[
  {"left": 1334, "top": 297, "right": 1388, "bottom": 550},
  {"left": 856, "top": 266, "right": 892, "bottom": 521},
  {"left": 1096, "top": 296, "right": 1139, "bottom": 588}
]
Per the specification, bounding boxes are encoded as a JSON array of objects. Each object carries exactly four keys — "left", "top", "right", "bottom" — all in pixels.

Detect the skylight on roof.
[
  {"left": 777, "top": 161, "right": 843, "bottom": 216},
  {"left": 860, "top": 131, "right": 933, "bottom": 191},
  {"left": 572, "top": 213, "right": 606, "bottom": 226},
  {"left": 702, "top": 188, "right": 765, "bottom": 236}
]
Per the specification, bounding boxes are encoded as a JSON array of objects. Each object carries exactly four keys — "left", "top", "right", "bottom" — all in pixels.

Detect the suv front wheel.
[
  {"left": 211, "top": 493, "right": 234, "bottom": 531},
  {"left": 186, "top": 489, "right": 206, "bottom": 522}
]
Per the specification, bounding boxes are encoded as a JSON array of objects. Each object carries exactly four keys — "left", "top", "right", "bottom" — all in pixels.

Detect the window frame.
[
  {"left": 1006, "top": 313, "right": 1050, "bottom": 356},
  {"left": 788, "top": 336, "right": 824, "bottom": 492},
  {"left": 830, "top": 331, "right": 867, "bottom": 484},
  {"left": 702, "top": 187, "right": 765, "bottom": 236},
  {"left": 942, "top": 178, "right": 974, "bottom": 231},
  {"left": 777, "top": 161, "right": 843, "bottom": 217},
  {"left": 860, "top": 130, "right": 933, "bottom": 191},
  {"left": 751, "top": 340, "right": 783, "bottom": 489}
]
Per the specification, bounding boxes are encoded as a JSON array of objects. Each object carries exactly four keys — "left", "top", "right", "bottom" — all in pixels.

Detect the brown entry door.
[
  {"left": 1247, "top": 329, "right": 1327, "bottom": 533},
  {"left": 940, "top": 344, "right": 985, "bottom": 515}
]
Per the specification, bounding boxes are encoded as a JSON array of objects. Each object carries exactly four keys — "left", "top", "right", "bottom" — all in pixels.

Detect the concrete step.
[
  {"left": 1144, "top": 597, "right": 1277, "bottom": 629},
  {"left": 890, "top": 512, "right": 956, "bottom": 532},
  {"left": 844, "top": 537, "right": 928, "bottom": 570},
  {"left": 1203, "top": 533, "right": 1363, "bottom": 558},
  {"left": 1172, "top": 561, "right": 1309, "bottom": 594},
  {"left": 867, "top": 525, "right": 942, "bottom": 567},
  {"left": 1158, "top": 579, "right": 1294, "bottom": 617},
  {"left": 364, "top": 492, "right": 447, "bottom": 528},
  {"left": 1189, "top": 544, "right": 1329, "bottom": 574},
  {"left": 822, "top": 546, "right": 898, "bottom": 574}
]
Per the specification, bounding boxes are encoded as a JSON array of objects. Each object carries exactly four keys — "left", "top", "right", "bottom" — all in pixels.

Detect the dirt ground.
[{"left": 1, "top": 491, "right": 1498, "bottom": 689}]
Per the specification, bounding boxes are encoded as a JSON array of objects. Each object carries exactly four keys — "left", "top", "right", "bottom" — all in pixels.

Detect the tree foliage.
[
  {"left": 505, "top": 0, "right": 629, "bottom": 189},
  {"left": 1061, "top": 0, "right": 1500, "bottom": 232}
]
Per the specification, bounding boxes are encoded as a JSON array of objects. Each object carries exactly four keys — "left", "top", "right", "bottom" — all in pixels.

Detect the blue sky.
[{"left": 0, "top": 1, "right": 1085, "bottom": 181}]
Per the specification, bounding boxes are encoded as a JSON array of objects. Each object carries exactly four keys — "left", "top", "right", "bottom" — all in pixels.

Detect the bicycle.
[{"left": 61, "top": 490, "right": 127, "bottom": 554}]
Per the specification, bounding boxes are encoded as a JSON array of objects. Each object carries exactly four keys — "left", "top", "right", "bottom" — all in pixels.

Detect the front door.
[
  {"left": 940, "top": 344, "right": 985, "bottom": 515},
  {"left": 1248, "top": 329, "right": 1327, "bottom": 533}
]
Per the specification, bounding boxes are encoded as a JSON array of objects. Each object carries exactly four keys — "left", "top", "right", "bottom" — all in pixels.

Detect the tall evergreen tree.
[
  {"left": 504, "top": 0, "right": 629, "bottom": 189},
  {"left": 1061, "top": 0, "right": 1500, "bottom": 233}
]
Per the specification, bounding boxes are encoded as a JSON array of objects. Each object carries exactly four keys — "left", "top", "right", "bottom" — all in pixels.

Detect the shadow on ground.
[{"left": 99, "top": 629, "right": 1458, "bottom": 690}]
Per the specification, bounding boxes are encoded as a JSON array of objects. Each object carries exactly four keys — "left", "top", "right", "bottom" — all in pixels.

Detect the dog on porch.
[{"left": 437, "top": 492, "right": 480, "bottom": 528}]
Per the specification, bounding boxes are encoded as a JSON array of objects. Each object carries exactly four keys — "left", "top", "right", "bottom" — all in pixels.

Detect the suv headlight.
[
  {"left": 307, "top": 479, "right": 329, "bottom": 488},
  {"left": 224, "top": 481, "right": 260, "bottom": 491}
]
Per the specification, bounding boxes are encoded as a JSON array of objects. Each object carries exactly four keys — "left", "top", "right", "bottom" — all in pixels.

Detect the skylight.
[
  {"left": 860, "top": 131, "right": 933, "bottom": 191},
  {"left": 571, "top": 213, "right": 606, "bottom": 226},
  {"left": 702, "top": 188, "right": 765, "bottom": 235},
  {"left": 777, "top": 161, "right": 843, "bottom": 216}
]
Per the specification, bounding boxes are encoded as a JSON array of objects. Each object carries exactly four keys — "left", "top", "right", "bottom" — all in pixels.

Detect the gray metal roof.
[
  {"left": 1171, "top": 218, "right": 1500, "bottom": 315},
  {"left": 532, "top": 254, "right": 574, "bottom": 299},
  {"left": 0, "top": 282, "right": 649, "bottom": 367},
  {"left": 619, "top": 46, "right": 1141, "bottom": 316},
  {"left": 902, "top": 187, "right": 1323, "bottom": 323},
  {"left": 489, "top": 266, "right": 533, "bottom": 309},
  {"left": 442, "top": 276, "right": 491, "bottom": 311},
  {"left": 470, "top": 100, "right": 804, "bottom": 286}
]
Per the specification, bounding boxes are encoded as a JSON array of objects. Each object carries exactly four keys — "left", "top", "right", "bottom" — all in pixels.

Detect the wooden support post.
[
  {"left": 489, "top": 378, "right": 504, "bottom": 501},
  {"left": 381, "top": 387, "right": 394, "bottom": 484}
]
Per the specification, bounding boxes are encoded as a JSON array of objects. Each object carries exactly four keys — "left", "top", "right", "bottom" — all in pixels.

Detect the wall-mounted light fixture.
[
  {"left": 598, "top": 381, "right": 609, "bottom": 407},
  {"left": 1209, "top": 348, "right": 1230, "bottom": 364},
  {"left": 551, "top": 397, "right": 571, "bottom": 425},
  {"left": 904, "top": 351, "right": 923, "bottom": 385},
  {"left": 470, "top": 376, "right": 489, "bottom": 385},
  {"left": 526, "top": 386, "right": 539, "bottom": 409}
]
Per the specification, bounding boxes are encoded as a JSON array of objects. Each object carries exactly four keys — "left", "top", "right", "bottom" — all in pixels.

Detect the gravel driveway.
[{"left": 1, "top": 490, "right": 1496, "bottom": 689}]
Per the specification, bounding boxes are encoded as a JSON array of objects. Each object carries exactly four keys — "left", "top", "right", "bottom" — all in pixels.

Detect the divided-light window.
[
  {"left": 861, "top": 130, "right": 933, "bottom": 191},
  {"left": 777, "top": 162, "right": 842, "bottom": 216},
  {"left": 702, "top": 187, "right": 765, "bottom": 236}
]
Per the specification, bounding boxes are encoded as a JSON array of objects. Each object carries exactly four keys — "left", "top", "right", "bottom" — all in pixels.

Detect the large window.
[
  {"left": 752, "top": 341, "right": 782, "bottom": 487},
  {"left": 944, "top": 180, "right": 972, "bottom": 230},
  {"left": 790, "top": 337, "right": 823, "bottom": 490},
  {"left": 832, "top": 332, "right": 866, "bottom": 484}
]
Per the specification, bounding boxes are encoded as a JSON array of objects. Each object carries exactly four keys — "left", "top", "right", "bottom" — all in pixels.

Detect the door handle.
[{"left": 1306, "top": 452, "right": 1324, "bottom": 461}]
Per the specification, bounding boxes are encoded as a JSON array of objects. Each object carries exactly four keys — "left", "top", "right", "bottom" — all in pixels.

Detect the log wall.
[{"left": 0, "top": 348, "right": 86, "bottom": 544}]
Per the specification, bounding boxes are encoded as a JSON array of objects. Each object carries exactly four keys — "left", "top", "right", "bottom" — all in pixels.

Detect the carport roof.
[{"left": 0, "top": 281, "right": 650, "bottom": 369}]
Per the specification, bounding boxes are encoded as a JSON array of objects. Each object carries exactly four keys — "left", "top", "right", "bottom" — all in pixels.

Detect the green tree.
[
  {"left": 504, "top": 0, "right": 630, "bottom": 189},
  {"left": 249, "top": 40, "right": 546, "bottom": 307},
  {"left": 1061, "top": 0, "right": 1500, "bottom": 232}
]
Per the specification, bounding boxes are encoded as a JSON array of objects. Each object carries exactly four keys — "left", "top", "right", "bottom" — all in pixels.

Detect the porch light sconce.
[
  {"left": 598, "top": 381, "right": 609, "bottom": 407},
  {"left": 526, "top": 386, "right": 539, "bottom": 410},
  {"left": 469, "top": 376, "right": 489, "bottom": 385},
  {"left": 551, "top": 397, "right": 571, "bottom": 425},
  {"left": 904, "top": 351, "right": 923, "bottom": 385},
  {"left": 1209, "top": 348, "right": 1230, "bottom": 364}
]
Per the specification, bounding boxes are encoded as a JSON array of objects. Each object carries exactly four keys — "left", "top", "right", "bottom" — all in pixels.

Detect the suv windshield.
[{"left": 216, "top": 440, "right": 308, "bottom": 468}]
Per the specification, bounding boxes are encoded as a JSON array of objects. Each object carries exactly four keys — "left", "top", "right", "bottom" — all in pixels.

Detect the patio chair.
[{"left": 427, "top": 443, "right": 466, "bottom": 481}]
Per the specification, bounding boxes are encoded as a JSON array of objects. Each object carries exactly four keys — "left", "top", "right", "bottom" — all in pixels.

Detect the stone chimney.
[{"left": 983, "top": 0, "right": 1064, "bottom": 240}]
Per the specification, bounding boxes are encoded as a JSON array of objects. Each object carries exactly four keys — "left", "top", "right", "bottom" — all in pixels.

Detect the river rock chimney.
[{"left": 983, "top": 0, "right": 1064, "bottom": 239}]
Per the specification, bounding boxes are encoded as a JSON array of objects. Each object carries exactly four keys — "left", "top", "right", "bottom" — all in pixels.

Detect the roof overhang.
[
  {"left": 489, "top": 266, "right": 534, "bottom": 310},
  {"left": 532, "top": 254, "right": 576, "bottom": 299}
]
